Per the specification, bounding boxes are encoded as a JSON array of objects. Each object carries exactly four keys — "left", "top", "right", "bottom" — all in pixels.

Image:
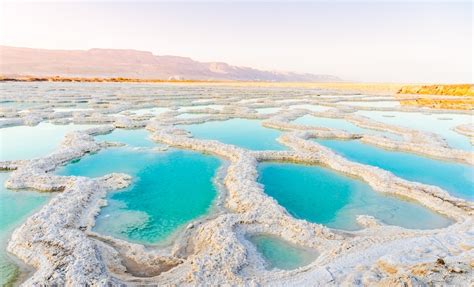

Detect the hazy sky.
[{"left": 0, "top": 1, "right": 472, "bottom": 83}]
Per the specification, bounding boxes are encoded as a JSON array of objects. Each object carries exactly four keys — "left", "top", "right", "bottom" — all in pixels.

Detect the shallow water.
[
  {"left": 316, "top": 139, "right": 474, "bottom": 200},
  {"left": 355, "top": 110, "right": 473, "bottom": 150},
  {"left": 337, "top": 101, "right": 400, "bottom": 108},
  {"left": 0, "top": 101, "right": 38, "bottom": 110},
  {"left": 180, "top": 104, "right": 224, "bottom": 111},
  {"left": 289, "top": 104, "right": 331, "bottom": 112},
  {"left": 258, "top": 162, "right": 452, "bottom": 230},
  {"left": 176, "top": 113, "right": 210, "bottom": 119},
  {"left": 0, "top": 123, "right": 97, "bottom": 161},
  {"left": 293, "top": 115, "right": 400, "bottom": 140},
  {"left": 96, "top": 129, "right": 156, "bottom": 147},
  {"left": 180, "top": 118, "right": 286, "bottom": 150},
  {"left": 127, "top": 107, "right": 170, "bottom": 115},
  {"left": 57, "top": 148, "right": 221, "bottom": 244},
  {"left": 0, "top": 173, "right": 51, "bottom": 286},
  {"left": 249, "top": 234, "right": 317, "bottom": 270}
]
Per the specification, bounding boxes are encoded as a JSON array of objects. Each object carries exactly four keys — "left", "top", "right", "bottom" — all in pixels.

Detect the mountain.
[{"left": 0, "top": 46, "right": 340, "bottom": 82}]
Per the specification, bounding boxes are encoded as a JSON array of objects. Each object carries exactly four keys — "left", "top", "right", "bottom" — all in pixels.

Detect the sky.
[{"left": 0, "top": 1, "right": 472, "bottom": 83}]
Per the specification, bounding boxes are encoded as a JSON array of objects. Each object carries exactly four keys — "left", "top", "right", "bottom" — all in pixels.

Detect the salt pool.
[
  {"left": 0, "top": 173, "right": 51, "bottom": 286},
  {"left": 57, "top": 148, "right": 221, "bottom": 244},
  {"left": 293, "top": 115, "right": 400, "bottom": 140},
  {"left": 0, "top": 123, "right": 97, "bottom": 161},
  {"left": 258, "top": 162, "right": 453, "bottom": 230},
  {"left": 176, "top": 113, "right": 210, "bottom": 119},
  {"left": 249, "top": 234, "right": 317, "bottom": 270},
  {"left": 180, "top": 118, "right": 286, "bottom": 150},
  {"left": 355, "top": 110, "right": 473, "bottom": 150},
  {"left": 126, "top": 107, "right": 170, "bottom": 116},
  {"left": 96, "top": 129, "right": 156, "bottom": 147},
  {"left": 316, "top": 139, "right": 474, "bottom": 200}
]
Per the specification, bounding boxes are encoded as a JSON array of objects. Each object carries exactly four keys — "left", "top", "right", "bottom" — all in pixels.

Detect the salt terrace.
[{"left": 0, "top": 82, "right": 472, "bottom": 286}]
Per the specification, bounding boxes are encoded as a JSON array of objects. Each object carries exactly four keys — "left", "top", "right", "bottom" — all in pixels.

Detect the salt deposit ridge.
[{"left": 0, "top": 82, "right": 472, "bottom": 285}]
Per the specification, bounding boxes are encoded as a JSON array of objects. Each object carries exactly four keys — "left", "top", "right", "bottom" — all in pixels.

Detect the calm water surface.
[
  {"left": 57, "top": 148, "right": 221, "bottom": 244},
  {"left": 316, "top": 139, "right": 474, "bottom": 200},
  {"left": 249, "top": 234, "right": 317, "bottom": 270},
  {"left": 259, "top": 162, "right": 453, "bottom": 230},
  {"left": 127, "top": 107, "right": 170, "bottom": 115},
  {"left": 0, "top": 173, "right": 51, "bottom": 286},
  {"left": 355, "top": 110, "right": 473, "bottom": 150},
  {"left": 181, "top": 118, "right": 286, "bottom": 150},
  {"left": 0, "top": 123, "right": 96, "bottom": 161},
  {"left": 96, "top": 129, "right": 156, "bottom": 147},
  {"left": 293, "top": 115, "right": 400, "bottom": 140}
]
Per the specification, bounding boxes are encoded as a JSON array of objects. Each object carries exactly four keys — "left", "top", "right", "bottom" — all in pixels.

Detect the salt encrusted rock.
[
  {"left": 3, "top": 87, "right": 473, "bottom": 286},
  {"left": 7, "top": 175, "right": 132, "bottom": 285},
  {"left": 49, "top": 118, "right": 73, "bottom": 125},
  {"left": 114, "top": 116, "right": 147, "bottom": 128},
  {"left": 0, "top": 109, "right": 20, "bottom": 119},
  {"left": 454, "top": 123, "right": 474, "bottom": 137},
  {"left": 22, "top": 114, "right": 43, "bottom": 125},
  {"left": 454, "top": 123, "right": 474, "bottom": 146},
  {"left": 356, "top": 215, "right": 381, "bottom": 228}
]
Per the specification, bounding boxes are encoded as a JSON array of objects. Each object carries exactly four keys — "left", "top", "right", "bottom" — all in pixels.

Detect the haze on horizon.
[{"left": 0, "top": 1, "right": 472, "bottom": 83}]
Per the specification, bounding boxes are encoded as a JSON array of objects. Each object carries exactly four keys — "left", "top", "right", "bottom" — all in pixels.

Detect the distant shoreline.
[
  {"left": 0, "top": 76, "right": 402, "bottom": 94},
  {"left": 1, "top": 76, "right": 472, "bottom": 99},
  {"left": 0, "top": 76, "right": 229, "bottom": 84}
]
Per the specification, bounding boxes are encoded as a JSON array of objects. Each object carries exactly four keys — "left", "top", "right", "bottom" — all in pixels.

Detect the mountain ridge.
[{"left": 0, "top": 45, "right": 340, "bottom": 82}]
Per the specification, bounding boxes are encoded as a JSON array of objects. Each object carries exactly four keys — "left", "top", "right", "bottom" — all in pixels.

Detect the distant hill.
[{"left": 0, "top": 46, "right": 340, "bottom": 82}]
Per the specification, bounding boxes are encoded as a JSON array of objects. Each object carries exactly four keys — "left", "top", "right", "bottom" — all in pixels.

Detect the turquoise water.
[
  {"left": 316, "top": 139, "right": 474, "bottom": 201},
  {"left": 57, "top": 148, "right": 221, "bottom": 244},
  {"left": 180, "top": 119, "right": 286, "bottom": 150},
  {"left": 258, "top": 162, "right": 453, "bottom": 230},
  {"left": 127, "top": 107, "right": 169, "bottom": 115},
  {"left": 96, "top": 129, "right": 156, "bottom": 147},
  {"left": 293, "top": 115, "right": 400, "bottom": 140},
  {"left": 289, "top": 104, "right": 331, "bottom": 112},
  {"left": 0, "top": 173, "right": 51, "bottom": 286},
  {"left": 0, "top": 123, "right": 97, "bottom": 161},
  {"left": 355, "top": 111, "right": 473, "bottom": 150},
  {"left": 249, "top": 234, "right": 317, "bottom": 270}
]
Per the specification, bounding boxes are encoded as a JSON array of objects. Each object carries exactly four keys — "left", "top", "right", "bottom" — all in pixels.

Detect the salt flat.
[{"left": 0, "top": 82, "right": 472, "bottom": 286}]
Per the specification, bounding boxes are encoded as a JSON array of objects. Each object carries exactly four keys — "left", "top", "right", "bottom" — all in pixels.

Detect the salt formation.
[{"left": 0, "top": 83, "right": 472, "bottom": 285}]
